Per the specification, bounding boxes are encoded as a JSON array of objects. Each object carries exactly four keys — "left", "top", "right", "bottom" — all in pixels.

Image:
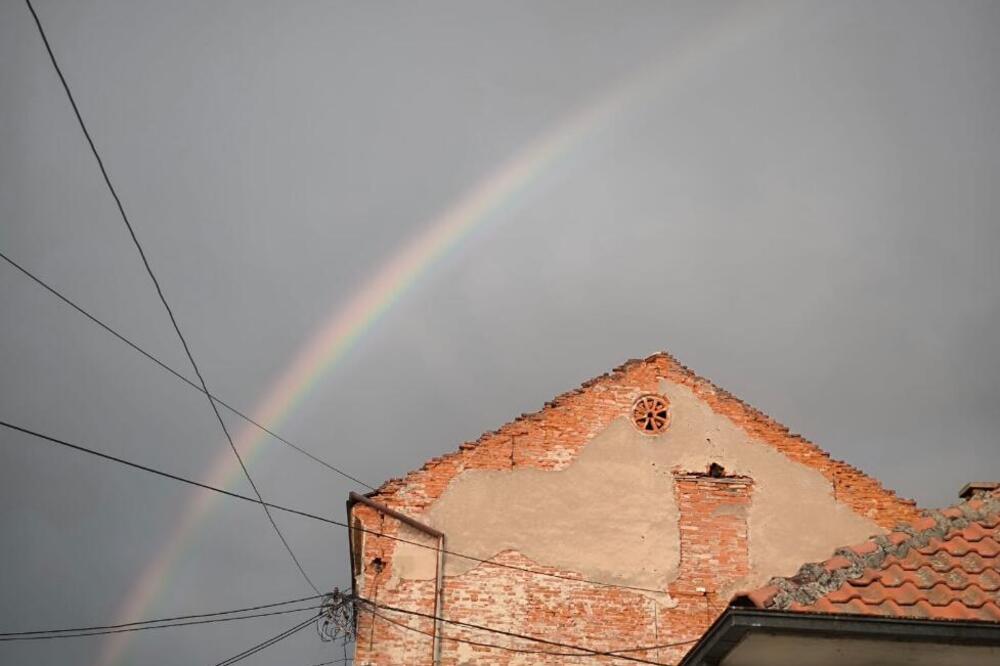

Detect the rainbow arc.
[{"left": 96, "top": 6, "right": 785, "bottom": 664}]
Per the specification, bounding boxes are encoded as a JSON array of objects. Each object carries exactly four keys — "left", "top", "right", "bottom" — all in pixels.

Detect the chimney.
[
  {"left": 959, "top": 481, "right": 1000, "bottom": 500},
  {"left": 671, "top": 468, "right": 753, "bottom": 595}
]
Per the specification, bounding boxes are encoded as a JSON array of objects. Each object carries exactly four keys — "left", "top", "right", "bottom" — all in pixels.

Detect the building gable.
[
  {"left": 350, "top": 352, "right": 919, "bottom": 664},
  {"left": 370, "top": 353, "right": 915, "bottom": 524}
]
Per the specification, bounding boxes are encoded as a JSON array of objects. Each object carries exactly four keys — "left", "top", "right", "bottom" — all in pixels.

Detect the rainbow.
[{"left": 96, "top": 5, "right": 786, "bottom": 664}]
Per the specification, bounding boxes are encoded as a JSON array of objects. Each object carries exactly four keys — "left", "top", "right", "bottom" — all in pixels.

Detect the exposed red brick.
[
  {"left": 669, "top": 474, "right": 752, "bottom": 596},
  {"left": 350, "top": 353, "right": 921, "bottom": 664}
]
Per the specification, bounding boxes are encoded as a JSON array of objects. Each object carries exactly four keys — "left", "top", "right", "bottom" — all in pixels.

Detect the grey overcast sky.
[{"left": 2, "top": 1, "right": 1000, "bottom": 664}]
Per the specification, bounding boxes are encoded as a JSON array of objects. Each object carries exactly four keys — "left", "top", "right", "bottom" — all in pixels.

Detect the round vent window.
[{"left": 632, "top": 394, "right": 670, "bottom": 434}]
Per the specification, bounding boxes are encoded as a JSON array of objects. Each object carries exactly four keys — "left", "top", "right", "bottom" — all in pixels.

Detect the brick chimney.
[{"left": 670, "top": 469, "right": 753, "bottom": 596}]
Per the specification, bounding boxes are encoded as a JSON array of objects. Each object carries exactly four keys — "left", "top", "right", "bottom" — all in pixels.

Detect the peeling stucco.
[{"left": 390, "top": 381, "right": 884, "bottom": 593}]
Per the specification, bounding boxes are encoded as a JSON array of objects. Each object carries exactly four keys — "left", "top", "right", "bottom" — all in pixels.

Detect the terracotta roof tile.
[
  {"left": 960, "top": 522, "right": 988, "bottom": 541},
  {"left": 847, "top": 539, "right": 880, "bottom": 556},
  {"left": 911, "top": 516, "right": 938, "bottom": 532},
  {"left": 734, "top": 487, "right": 1000, "bottom": 622},
  {"left": 981, "top": 568, "right": 1000, "bottom": 591},
  {"left": 875, "top": 562, "right": 906, "bottom": 587},
  {"left": 743, "top": 585, "right": 779, "bottom": 608},
  {"left": 886, "top": 531, "right": 911, "bottom": 546},
  {"left": 822, "top": 555, "right": 852, "bottom": 572},
  {"left": 826, "top": 585, "right": 858, "bottom": 604},
  {"left": 973, "top": 601, "right": 1000, "bottom": 622}
]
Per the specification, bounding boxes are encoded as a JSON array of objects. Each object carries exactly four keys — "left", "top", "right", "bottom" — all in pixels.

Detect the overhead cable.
[
  {"left": 358, "top": 597, "right": 690, "bottom": 666},
  {"left": 0, "top": 606, "right": 322, "bottom": 642},
  {"left": 23, "top": 0, "right": 318, "bottom": 594},
  {"left": 214, "top": 613, "right": 321, "bottom": 666},
  {"left": 370, "top": 606, "right": 695, "bottom": 662},
  {"left": 0, "top": 593, "right": 324, "bottom": 640},
  {"left": 366, "top": 607, "right": 590, "bottom": 657},
  {"left": 2, "top": 421, "right": 700, "bottom": 664},
  {"left": 0, "top": 249, "right": 375, "bottom": 490},
  {"left": 0, "top": 419, "right": 673, "bottom": 596}
]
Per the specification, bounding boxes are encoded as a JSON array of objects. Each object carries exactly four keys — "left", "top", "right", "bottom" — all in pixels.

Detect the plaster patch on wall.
[
  {"left": 653, "top": 380, "right": 886, "bottom": 590},
  {"left": 389, "top": 381, "right": 883, "bottom": 592},
  {"left": 387, "top": 522, "right": 439, "bottom": 587}
]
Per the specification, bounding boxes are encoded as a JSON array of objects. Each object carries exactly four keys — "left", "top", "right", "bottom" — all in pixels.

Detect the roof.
[
  {"left": 737, "top": 486, "right": 1000, "bottom": 622},
  {"left": 679, "top": 608, "right": 1000, "bottom": 666}
]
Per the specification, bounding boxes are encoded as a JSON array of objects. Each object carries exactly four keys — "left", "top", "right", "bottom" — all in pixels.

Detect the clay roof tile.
[
  {"left": 734, "top": 490, "right": 1000, "bottom": 622},
  {"left": 972, "top": 601, "right": 1000, "bottom": 622},
  {"left": 822, "top": 555, "right": 853, "bottom": 573},
  {"left": 886, "top": 531, "right": 911, "bottom": 546},
  {"left": 743, "top": 585, "right": 779, "bottom": 609},
  {"left": 848, "top": 540, "right": 880, "bottom": 557},
  {"left": 960, "top": 522, "right": 988, "bottom": 541}
]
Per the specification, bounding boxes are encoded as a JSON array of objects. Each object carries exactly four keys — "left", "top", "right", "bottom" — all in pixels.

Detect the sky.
[{"left": 2, "top": 1, "right": 1000, "bottom": 664}]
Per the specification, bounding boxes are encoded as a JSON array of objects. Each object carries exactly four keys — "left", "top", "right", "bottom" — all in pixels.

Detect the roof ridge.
[{"left": 740, "top": 489, "right": 1000, "bottom": 610}]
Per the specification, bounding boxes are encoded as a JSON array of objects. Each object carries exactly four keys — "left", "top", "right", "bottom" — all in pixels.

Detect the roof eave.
[{"left": 680, "top": 607, "right": 1000, "bottom": 666}]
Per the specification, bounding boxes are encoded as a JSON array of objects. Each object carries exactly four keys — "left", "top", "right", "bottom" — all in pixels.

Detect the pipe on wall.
[{"left": 347, "top": 491, "right": 445, "bottom": 666}]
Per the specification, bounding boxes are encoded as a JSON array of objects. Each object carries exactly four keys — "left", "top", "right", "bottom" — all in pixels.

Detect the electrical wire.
[
  {"left": 0, "top": 250, "right": 692, "bottom": 660},
  {"left": 358, "top": 598, "right": 683, "bottom": 666},
  {"left": 0, "top": 606, "right": 323, "bottom": 642},
  {"left": 0, "top": 419, "right": 674, "bottom": 596},
  {"left": 0, "top": 252, "right": 697, "bottom": 599},
  {"left": 0, "top": 249, "right": 375, "bottom": 491},
  {"left": 214, "top": 613, "right": 321, "bottom": 666},
  {"left": 15, "top": 3, "right": 760, "bottom": 662},
  {"left": 366, "top": 607, "right": 589, "bottom": 657},
  {"left": 0, "top": 422, "right": 701, "bottom": 663},
  {"left": 23, "top": 0, "right": 319, "bottom": 595},
  {"left": 363, "top": 604, "right": 691, "bottom": 664},
  {"left": 0, "top": 593, "right": 324, "bottom": 638},
  {"left": 371, "top": 604, "right": 696, "bottom": 662}
]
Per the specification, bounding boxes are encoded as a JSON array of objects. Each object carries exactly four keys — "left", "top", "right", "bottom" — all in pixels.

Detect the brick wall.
[
  {"left": 670, "top": 474, "right": 752, "bottom": 596},
  {"left": 350, "top": 354, "right": 920, "bottom": 665}
]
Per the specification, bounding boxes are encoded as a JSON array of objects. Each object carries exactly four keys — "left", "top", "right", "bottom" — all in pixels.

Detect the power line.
[
  {"left": 0, "top": 419, "right": 675, "bottom": 596},
  {"left": 0, "top": 593, "right": 324, "bottom": 639},
  {"left": 0, "top": 418, "right": 349, "bottom": 531},
  {"left": 215, "top": 613, "right": 321, "bottom": 666},
  {"left": 0, "top": 256, "right": 679, "bottom": 598},
  {"left": 366, "top": 607, "right": 589, "bottom": 657},
  {"left": 14, "top": 4, "right": 736, "bottom": 662},
  {"left": 0, "top": 409, "right": 690, "bottom": 665},
  {"left": 216, "top": 614, "right": 319, "bottom": 666},
  {"left": 0, "top": 426, "right": 694, "bottom": 664},
  {"left": 0, "top": 606, "right": 323, "bottom": 642},
  {"left": 23, "top": 0, "right": 318, "bottom": 595},
  {"left": 361, "top": 602, "right": 692, "bottom": 663},
  {"left": 369, "top": 605, "right": 695, "bottom": 662},
  {"left": 359, "top": 598, "right": 687, "bottom": 666},
  {"left": 0, "top": 250, "right": 375, "bottom": 491}
]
